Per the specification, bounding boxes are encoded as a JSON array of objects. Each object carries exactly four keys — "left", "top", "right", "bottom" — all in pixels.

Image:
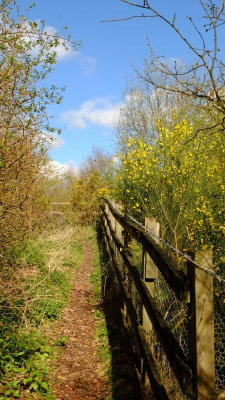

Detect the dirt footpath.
[{"left": 51, "top": 239, "right": 109, "bottom": 400}]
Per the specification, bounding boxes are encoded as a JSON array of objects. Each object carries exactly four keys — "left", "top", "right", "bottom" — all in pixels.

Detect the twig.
[{"left": 101, "top": 14, "right": 157, "bottom": 23}]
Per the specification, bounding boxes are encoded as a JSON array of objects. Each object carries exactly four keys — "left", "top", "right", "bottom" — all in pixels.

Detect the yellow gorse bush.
[
  {"left": 96, "top": 187, "right": 111, "bottom": 198},
  {"left": 114, "top": 118, "right": 225, "bottom": 283}
]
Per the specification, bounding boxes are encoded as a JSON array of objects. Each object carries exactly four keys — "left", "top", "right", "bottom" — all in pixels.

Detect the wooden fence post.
[
  {"left": 142, "top": 218, "right": 160, "bottom": 333},
  {"left": 115, "top": 203, "right": 131, "bottom": 324},
  {"left": 114, "top": 203, "right": 123, "bottom": 261},
  {"left": 141, "top": 218, "right": 159, "bottom": 392},
  {"left": 104, "top": 201, "right": 108, "bottom": 229},
  {"left": 104, "top": 203, "right": 111, "bottom": 251},
  {"left": 108, "top": 200, "right": 116, "bottom": 251},
  {"left": 109, "top": 200, "right": 116, "bottom": 229},
  {"left": 188, "top": 249, "right": 216, "bottom": 400}
]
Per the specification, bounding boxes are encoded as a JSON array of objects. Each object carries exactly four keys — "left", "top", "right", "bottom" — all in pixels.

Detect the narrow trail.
[{"left": 51, "top": 235, "right": 109, "bottom": 400}]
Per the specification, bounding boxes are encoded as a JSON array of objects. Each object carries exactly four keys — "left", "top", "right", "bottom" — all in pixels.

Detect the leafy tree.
[
  {"left": 0, "top": 0, "right": 78, "bottom": 251},
  {"left": 71, "top": 149, "right": 114, "bottom": 224}
]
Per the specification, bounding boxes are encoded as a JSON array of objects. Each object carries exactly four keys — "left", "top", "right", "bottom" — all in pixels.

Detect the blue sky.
[{"left": 21, "top": 0, "right": 213, "bottom": 170}]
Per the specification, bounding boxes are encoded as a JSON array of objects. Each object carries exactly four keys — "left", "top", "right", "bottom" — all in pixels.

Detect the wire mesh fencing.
[
  {"left": 215, "top": 296, "right": 225, "bottom": 396},
  {"left": 102, "top": 201, "right": 225, "bottom": 400}
]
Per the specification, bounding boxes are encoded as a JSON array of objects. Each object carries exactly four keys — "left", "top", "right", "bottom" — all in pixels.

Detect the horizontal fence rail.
[{"left": 100, "top": 200, "right": 218, "bottom": 400}]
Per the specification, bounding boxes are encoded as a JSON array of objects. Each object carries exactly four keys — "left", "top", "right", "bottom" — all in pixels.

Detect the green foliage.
[
  {"left": 71, "top": 149, "right": 114, "bottom": 225},
  {"left": 32, "top": 269, "right": 71, "bottom": 322},
  {"left": 0, "top": 0, "right": 78, "bottom": 252},
  {"left": 0, "top": 226, "right": 83, "bottom": 399},
  {"left": 0, "top": 330, "right": 54, "bottom": 399},
  {"left": 71, "top": 172, "right": 103, "bottom": 225},
  {"left": 0, "top": 3, "right": 79, "bottom": 397},
  {"left": 11, "top": 239, "right": 48, "bottom": 269}
]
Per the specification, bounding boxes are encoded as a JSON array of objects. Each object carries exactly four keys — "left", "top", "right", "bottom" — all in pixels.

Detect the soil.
[{"left": 51, "top": 237, "right": 109, "bottom": 400}]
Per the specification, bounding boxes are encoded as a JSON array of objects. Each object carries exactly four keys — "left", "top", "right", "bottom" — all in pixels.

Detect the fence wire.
[
  {"left": 215, "top": 296, "right": 225, "bottom": 396},
  {"left": 128, "top": 241, "right": 193, "bottom": 399},
  {"left": 153, "top": 271, "right": 189, "bottom": 358},
  {"left": 128, "top": 261, "right": 194, "bottom": 399},
  {"left": 147, "top": 329, "right": 196, "bottom": 400},
  {"left": 129, "top": 236, "right": 225, "bottom": 399}
]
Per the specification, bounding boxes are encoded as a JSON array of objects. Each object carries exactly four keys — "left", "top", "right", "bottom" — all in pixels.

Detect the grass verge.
[{"left": 0, "top": 225, "right": 83, "bottom": 400}]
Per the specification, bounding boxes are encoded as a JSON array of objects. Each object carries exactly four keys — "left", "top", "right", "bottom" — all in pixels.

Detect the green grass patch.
[{"left": 0, "top": 226, "right": 83, "bottom": 399}]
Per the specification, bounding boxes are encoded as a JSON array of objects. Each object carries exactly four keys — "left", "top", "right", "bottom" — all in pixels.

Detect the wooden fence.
[{"left": 100, "top": 200, "right": 217, "bottom": 400}]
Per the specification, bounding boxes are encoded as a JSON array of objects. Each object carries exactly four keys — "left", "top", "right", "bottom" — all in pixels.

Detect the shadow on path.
[{"left": 96, "top": 224, "right": 142, "bottom": 400}]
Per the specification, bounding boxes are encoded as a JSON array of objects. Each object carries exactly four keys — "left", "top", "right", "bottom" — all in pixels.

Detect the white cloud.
[
  {"left": 43, "top": 25, "right": 76, "bottom": 60},
  {"left": 21, "top": 21, "right": 76, "bottom": 61},
  {"left": 41, "top": 132, "right": 64, "bottom": 149},
  {"left": 43, "top": 160, "right": 78, "bottom": 178},
  {"left": 159, "top": 57, "right": 183, "bottom": 71},
  {"left": 50, "top": 136, "right": 64, "bottom": 148},
  {"left": 62, "top": 97, "right": 122, "bottom": 129},
  {"left": 81, "top": 56, "right": 97, "bottom": 77}
]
